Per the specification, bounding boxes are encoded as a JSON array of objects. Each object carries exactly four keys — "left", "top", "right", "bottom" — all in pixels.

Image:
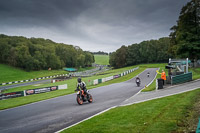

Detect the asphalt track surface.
[{"left": 0, "top": 68, "right": 157, "bottom": 133}]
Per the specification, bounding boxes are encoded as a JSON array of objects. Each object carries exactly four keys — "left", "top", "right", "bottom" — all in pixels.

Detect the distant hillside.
[
  {"left": 0, "top": 64, "right": 68, "bottom": 83},
  {"left": 94, "top": 54, "right": 109, "bottom": 65},
  {"left": 0, "top": 34, "right": 94, "bottom": 71}
]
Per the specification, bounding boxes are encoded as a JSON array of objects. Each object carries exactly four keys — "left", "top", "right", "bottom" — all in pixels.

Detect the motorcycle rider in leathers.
[
  {"left": 135, "top": 76, "right": 141, "bottom": 86},
  {"left": 76, "top": 77, "right": 89, "bottom": 98}
]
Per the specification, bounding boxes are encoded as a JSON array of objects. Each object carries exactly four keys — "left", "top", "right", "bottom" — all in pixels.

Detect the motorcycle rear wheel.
[{"left": 88, "top": 94, "right": 93, "bottom": 103}]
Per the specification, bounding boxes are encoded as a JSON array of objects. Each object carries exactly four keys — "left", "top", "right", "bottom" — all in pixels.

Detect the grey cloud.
[{"left": 0, "top": 0, "right": 190, "bottom": 52}]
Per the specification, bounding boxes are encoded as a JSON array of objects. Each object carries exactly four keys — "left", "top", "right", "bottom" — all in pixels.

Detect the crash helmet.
[{"left": 77, "top": 77, "right": 81, "bottom": 83}]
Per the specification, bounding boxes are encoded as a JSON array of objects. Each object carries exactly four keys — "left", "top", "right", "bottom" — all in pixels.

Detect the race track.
[{"left": 0, "top": 68, "right": 158, "bottom": 133}]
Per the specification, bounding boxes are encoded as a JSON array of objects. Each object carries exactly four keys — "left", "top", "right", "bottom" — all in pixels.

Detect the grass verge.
[{"left": 63, "top": 88, "right": 200, "bottom": 133}]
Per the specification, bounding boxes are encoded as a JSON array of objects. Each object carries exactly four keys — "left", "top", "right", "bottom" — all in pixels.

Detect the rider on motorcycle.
[
  {"left": 76, "top": 77, "right": 89, "bottom": 98},
  {"left": 135, "top": 76, "right": 141, "bottom": 86},
  {"left": 147, "top": 72, "right": 150, "bottom": 77}
]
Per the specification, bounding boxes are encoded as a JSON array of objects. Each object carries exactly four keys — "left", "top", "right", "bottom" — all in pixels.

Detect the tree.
[
  {"left": 115, "top": 45, "right": 127, "bottom": 68},
  {"left": 110, "top": 37, "right": 170, "bottom": 68},
  {"left": 169, "top": 0, "right": 200, "bottom": 60},
  {"left": 109, "top": 52, "right": 117, "bottom": 67}
]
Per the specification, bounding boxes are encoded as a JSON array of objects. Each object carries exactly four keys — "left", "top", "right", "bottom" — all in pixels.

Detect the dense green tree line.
[
  {"left": 169, "top": 0, "right": 200, "bottom": 60},
  {"left": 92, "top": 51, "right": 108, "bottom": 55},
  {"left": 110, "top": 0, "right": 200, "bottom": 68},
  {"left": 109, "top": 37, "right": 171, "bottom": 68},
  {"left": 0, "top": 34, "right": 94, "bottom": 71}
]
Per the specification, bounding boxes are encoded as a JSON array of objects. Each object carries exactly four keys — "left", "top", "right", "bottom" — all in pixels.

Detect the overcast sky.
[{"left": 0, "top": 0, "right": 190, "bottom": 52}]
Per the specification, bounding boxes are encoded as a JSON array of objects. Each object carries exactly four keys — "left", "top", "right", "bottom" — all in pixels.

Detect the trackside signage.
[
  {"left": 26, "top": 86, "right": 58, "bottom": 95},
  {"left": 0, "top": 91, "right": 24, "bottom": 100},
  {"left": 0, "top": 85, "right": 67, "bottom": 100}
]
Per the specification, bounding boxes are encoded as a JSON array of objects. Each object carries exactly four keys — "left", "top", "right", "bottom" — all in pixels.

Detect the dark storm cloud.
[
  {"left": 0, "top": 0, "right": 190, "bottom": 52},
  {"left": 0, "top": 0, "right": 88, "bottom": 27}
]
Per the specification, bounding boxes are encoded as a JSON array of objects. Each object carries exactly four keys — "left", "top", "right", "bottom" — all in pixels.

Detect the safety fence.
[
  {"left": 85, "top": 67, "right": 139, "bottom": 86},
  {"left": 0, "top": 84, "right": 67, "bottom": 100},
  {"left": 171, "top": 72, "right": 192, "bottom": 85}
]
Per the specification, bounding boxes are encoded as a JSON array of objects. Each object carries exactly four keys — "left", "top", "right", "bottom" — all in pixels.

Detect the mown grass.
[
  {"left": 189, "top": 67, "right": 200, "bottom": 80},
  {"left": 0, "top": 64, "right": 69, "bottom": 83},
  {"left": 63, "top": 88, "right": 200, "bottom": 133},
  {"left": 94, "top": 54, "right": 109, "bottom": 65}
]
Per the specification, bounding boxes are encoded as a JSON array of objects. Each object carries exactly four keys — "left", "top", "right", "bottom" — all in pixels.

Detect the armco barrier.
[
  {"left": 0, "top": 84, "right": 67, "bottom": 100},
  {"left": 171, "top": 72, "right": 192, "bottom": 85}
]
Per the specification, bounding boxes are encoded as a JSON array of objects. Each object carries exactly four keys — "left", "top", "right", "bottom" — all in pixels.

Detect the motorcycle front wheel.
[{"left": 77, "top": 95, "right": 83, "bottom": 105}]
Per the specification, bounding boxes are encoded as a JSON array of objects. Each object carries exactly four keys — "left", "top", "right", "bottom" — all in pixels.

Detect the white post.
[
  {"left": 186, "top": 58, "right": 188, "bottom": 73},
  {"left": 156, "top": 79, "right": 158, "bottom": 90}
]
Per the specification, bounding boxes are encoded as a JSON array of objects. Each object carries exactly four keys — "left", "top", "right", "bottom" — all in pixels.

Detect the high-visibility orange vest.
[{"left": 161, "top": 71, "right": 166, "bottom": 80}]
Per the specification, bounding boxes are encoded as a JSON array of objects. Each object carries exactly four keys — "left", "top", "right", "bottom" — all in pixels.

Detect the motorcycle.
[
  {"left": 136, "top": 81, "right": 140, "bottom": 87},
  {"left": 75, "top": 89, "right": 93, "bottom": 105},
  {"left": 147, "top": 72, "right": 150, "bottom": 77},
  {"left": 136, "top": 78, "right": 141, "bottom": 87}
]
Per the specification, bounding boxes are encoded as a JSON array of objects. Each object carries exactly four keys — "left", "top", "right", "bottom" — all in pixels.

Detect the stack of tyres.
[{"left": 157, "top": 78, "right": 163, "bottom": 89}]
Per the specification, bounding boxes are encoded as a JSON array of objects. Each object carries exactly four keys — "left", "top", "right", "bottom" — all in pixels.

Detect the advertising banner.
[
  {"left": 102, "top": 78, "right": 106, "bottom": 83},
  {"left": 26, "top": 89, "right": 35, "bottom": 95},
  {"left": 0, "top": 91, "right": 24, "bottom": 100},
  {"left": 50, "top": 86, "right": 58, "bottom": 91},
  {"left": 93, "top": 79, "right": 98, "bottom": 85},
  {"left": 113, "top": 75, "right": 119, "bottom": 79},
  {"left": 34, "top": 87, "right": 51, "bottom": 94},
  {"left": 26, "top": 86, "right": 58, "bottom": 95},
  {"left": 58, "top": 84, "right": 67, "bottom": 90}
]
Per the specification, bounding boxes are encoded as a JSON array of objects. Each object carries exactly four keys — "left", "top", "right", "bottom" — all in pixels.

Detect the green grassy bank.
[{"left": 63, "top": 88, "right": 200, "bottom": 133}]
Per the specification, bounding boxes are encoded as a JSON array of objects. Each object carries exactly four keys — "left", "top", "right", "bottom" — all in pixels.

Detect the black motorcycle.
[
  {"left": 75, "top": 89, "right": 93, "bottom": 105},
  {"left": 147, "top": 72, "right": 150, "bottom": 77},
  {"left": 136, "top": 78, "right": 141, "bottom": 87}
]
